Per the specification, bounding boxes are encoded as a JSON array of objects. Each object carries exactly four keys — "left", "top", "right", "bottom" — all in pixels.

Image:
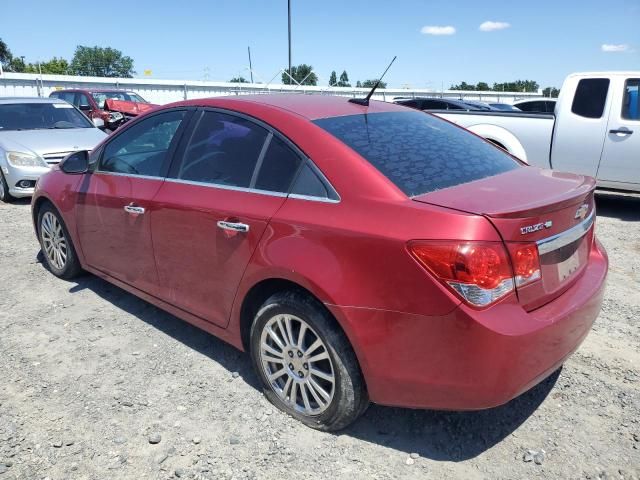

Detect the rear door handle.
[
  {"left": 609, "top": 128, "right": 633, "bottom": 135},
  {"left": 124, "top": 204, "right": 145, "bottom": 215},
  {"left": 217, "top": 221, "right": 249, "bottom": 233}
]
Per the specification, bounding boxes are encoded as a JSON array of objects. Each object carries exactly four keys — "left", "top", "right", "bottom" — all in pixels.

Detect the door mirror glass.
[{"left": 60, "top": 151, "right": 89, "bottom": 174}]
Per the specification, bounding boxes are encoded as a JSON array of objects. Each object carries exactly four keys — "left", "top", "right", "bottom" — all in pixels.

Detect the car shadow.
[
  {"left": 595, "top": 191, "right": 640, "bottom": 221},
  {"left": 51, "top": 260, "right": 556, "bottom": 462}
]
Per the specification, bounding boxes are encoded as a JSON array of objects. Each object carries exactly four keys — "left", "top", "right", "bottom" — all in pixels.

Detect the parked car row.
[
  {"left": 30, "top": 93, "right": 608, "bottom": 431},
  {"left": 432, "top": 72, "right": 639, "bottom": 192}
]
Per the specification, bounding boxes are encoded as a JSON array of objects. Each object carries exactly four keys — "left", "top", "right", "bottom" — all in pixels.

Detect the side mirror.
[
  {"left": 79, "top": 104, "right": 92, "bottom": 111},
  {"left": 93, "top": 117, "right": 105, "bottom": 129},
  {"left": 60, "top": 151, "right": 89, "bottom": 174}
]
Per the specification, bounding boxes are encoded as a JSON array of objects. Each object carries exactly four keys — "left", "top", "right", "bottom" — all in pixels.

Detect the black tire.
[
  {"left": 250, "top": 291, "right": 368, "bottom": 431},
  {"left": 0, "top": 171, "right": 14, "bottom": 203},
  {"left": 37, "top": 203, "right": 82, "bottom": 279}
]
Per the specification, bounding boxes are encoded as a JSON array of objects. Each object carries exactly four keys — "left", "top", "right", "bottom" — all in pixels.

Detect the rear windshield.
[{"left": 313, "top": 111, "right": 520, "bottom": 196}]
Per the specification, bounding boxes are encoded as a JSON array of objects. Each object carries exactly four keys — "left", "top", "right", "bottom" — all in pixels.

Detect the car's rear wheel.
[
  {"left": 0, "top": 171, "right": 14, "bottom": 203},
  {"left": 250, "top": 291, "right": 368, "bottom": 431},
  {"left": 38, "top": 204, "right": 82, "bottom": 279}
]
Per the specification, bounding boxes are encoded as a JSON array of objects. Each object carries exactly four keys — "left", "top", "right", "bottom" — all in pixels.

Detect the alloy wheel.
[
  {"left": 40, "top": 211, "right": 68, "bottom": 270},
  {"left": 259, "top": 314, "right": 336, "bottom": 416}
]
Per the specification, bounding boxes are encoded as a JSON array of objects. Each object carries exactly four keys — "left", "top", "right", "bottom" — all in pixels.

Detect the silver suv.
[{"left": 0, "top": 97, "right": 107, "bottom": 202}]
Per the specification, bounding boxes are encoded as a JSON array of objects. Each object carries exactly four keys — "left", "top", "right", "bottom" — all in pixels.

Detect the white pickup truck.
[{"left": 434, "top": 72, "right": 640, "bottom": 192}]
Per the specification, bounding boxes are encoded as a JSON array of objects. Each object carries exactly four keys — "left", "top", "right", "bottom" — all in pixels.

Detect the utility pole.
[
  {"left": 247, "top": 46, "right": 254, "bottom": 83},
  {"left": 287, "top": 0, "right": 292, "bottom": 84}
]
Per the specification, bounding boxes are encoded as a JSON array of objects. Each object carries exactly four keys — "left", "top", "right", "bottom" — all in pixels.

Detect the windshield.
[
  {"left": 91, "top": 92, "right": 148, "bottom": 109},
  {"left": 313, "top": 111, "right": 520, "bottom": 196},
  {"left": 0, "top": 102, "right": 94, "bottom": 131}
]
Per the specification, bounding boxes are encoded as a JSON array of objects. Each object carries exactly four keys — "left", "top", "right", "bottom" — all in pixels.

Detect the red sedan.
[{"left": 31, "top": 95, "right": 608, "bottom": 431}]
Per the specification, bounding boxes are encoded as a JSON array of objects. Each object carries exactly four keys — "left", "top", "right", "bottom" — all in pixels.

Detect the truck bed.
[{"left": 431, "top": 110, "right": 555, "bottom": 168}]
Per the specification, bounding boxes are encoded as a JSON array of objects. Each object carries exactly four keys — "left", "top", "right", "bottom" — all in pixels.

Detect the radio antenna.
[{"left": 349, "top": 56, "right": 397, "bottom": 106}]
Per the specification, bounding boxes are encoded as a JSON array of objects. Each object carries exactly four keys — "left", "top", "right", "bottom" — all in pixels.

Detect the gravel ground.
[{"left": 0, "top": 192, "right": 639, "bottom": 480}]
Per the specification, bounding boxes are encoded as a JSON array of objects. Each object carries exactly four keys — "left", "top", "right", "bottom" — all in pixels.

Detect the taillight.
[
  {"left": 506, "top": 243, "right": 541, "bottom": 287},
  {"left": 409, "top": 241, "right": 515, "bottom": 307}
]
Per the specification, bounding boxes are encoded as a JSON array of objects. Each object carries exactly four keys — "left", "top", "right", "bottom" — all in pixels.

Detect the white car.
[
  {"left": 0, "top": 97, "right": 107, "bottom": 202},
  {"left": 434, "top": 72, "right": 640, "bottom": 192}
]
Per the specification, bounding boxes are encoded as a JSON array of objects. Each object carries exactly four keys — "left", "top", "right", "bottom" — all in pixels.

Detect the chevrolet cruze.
[{"left": 31, "top": 95, "right": 608, "bottom": 430}]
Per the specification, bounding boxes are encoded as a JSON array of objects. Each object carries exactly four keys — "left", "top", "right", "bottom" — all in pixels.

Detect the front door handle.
[
  {"left": 609, "top": 128, "right": 633, "bottom": 135},
  {"left": 124, "top": 204, "right": 145, "bottom": 215},
  {"left": 217, "top": 220, "right": 249, "bottom": 233}
]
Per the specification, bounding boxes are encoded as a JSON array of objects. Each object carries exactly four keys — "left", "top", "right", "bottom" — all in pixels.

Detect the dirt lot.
[{"left": 0, "top": 192, "right": 639, "bottom": 480}]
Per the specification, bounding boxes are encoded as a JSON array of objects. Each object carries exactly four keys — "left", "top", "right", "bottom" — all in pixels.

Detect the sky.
[{"left": 1, "top": 0, "right": 639, "bottom": 89}]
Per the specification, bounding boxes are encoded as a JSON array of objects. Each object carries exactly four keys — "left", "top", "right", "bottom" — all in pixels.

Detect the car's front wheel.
[
  {"left": 250, "top": 291, "right": 368, "bottom": 431},
  {"left": 38, "top": 203, "right": 82, "bottom": 279},
  {"left": 0, "top": 171, "right": 14, "bottom": 203}
]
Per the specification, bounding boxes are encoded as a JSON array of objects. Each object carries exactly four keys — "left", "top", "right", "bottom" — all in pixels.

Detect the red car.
[
  {"left": 31, "top": 95, "right": 608, "bottom": 431},
  {"left": 49, "top": 89, "right": 157, "bottom": 130}
]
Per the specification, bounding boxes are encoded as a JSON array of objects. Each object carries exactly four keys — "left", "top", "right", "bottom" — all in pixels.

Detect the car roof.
[
  {"left": 54, "top": 89, "right": 137, "bottom": 94},
  {"left": 514, "top": 99, "right": 556, "bottom": 104},
  {"left": 0, "top": 96, "right": 67, "bottom": 105},
  {"left": 174, "top": 94, "right": 407, "bottom": 120}
]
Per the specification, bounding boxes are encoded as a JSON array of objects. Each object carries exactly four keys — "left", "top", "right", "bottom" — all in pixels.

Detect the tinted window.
[
  {"left": 101, "top": 110, "right": 186, "bottom": 177},
  {"left": 175, "top": 111, "right": 268, "bottom": 188},
  {"left": 422, "top": 100, "right": 446, "bottom": 109},
  {"left": 77, "top": 94, "right": 91, "bottom": 108},
  {"left": 254, "top": 136, "right": 302, "bottom": 192},
  {"left": 314, "top": 111, "right": 519, "bottom": 196},
  {"left": 622, "top": 79, "right": 640, "bottom": 120},
  {"left": 571, "top": 79, "right": 610, "bottom": 119},
  {"left": 290, "top": 163, "right": 331, "bottom": 199},
  {"left": 397, "top": 100, "right": 419, "bottom": 109}
]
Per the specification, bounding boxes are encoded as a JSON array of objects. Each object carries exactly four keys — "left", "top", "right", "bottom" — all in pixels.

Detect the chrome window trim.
[
  {"left": 537, "top": 211, "right": 595, "bottom": 255},
  {"left": 163, "top": 177, "right": 288, "bottom": 198},
  {"left": 93, "top": 170, "right": 164, "bottom": 182},
  {"left": 288, "top": 193, "right": 340, "bottom": 204}
]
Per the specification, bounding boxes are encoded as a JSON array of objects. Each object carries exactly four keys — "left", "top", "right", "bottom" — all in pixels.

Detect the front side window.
[
  {"left": 314, "top": 111, "right": 520, "bottom": 197},
  {"left": 100, "top": 110, "right": 186, "bottom": 177},
  {"left": 175, "top": 111, "right": 268, "bottom": 188},
  {"left": 571, "top": 78, "right": 610, "bottom": 119},
  {"left": 622, "top": 79, "right": 640, "bottom": 120},
  {"left": 77, "top": 94, "right": 91, "bottom": 108}
]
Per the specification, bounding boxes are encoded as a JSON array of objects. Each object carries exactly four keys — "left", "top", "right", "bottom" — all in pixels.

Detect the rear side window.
[
  {"left": 175, "top": 111, "right": 268, "bottom": 188},
  {"left": 571, "top": 79, "right": 610, "bottom": 119},
  {"left": 622, "top": 79, "right": 640, "bottom": 120},
  {"left": 313, "top": 111, "right": 519, "bottom": 197},
  {"left": 290, "top": 163, "right": 336, "bottom": 199},
  {"left": 254, "top": 136, "right": 302, "bottom": 192}
]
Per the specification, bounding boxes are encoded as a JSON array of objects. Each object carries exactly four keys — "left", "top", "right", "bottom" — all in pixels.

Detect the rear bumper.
[{"left": 328, "top": 239, "right": 608, "bottom": 410}]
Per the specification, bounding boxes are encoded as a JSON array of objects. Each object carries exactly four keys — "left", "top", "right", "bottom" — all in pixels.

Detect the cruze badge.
[
  {"left": 575, "top": 204, "right": 589, "bottom": 220},
  {"left": 520, "top": 221, "right": 553, "bottom": 235}
]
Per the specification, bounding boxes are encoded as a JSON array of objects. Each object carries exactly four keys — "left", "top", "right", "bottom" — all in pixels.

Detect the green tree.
[
  {"left": 281, "top": 64, "right": 318, "bottom": 86},
  {"left": 476, "top": 82, "right": 490, "bottom": 91},
  {"left": 328, "top": 70, "right": 337, "bottom": 86},
  {"left": 0, "top": 38, "right": 12, "bottom": 71},
  {"left": 451, "top": 81, "right": 476, "bottom": 91},
  {"left": 70, "top": 46, "right": 135, "bottom": 78},
  {"left": 361, "top": 79, "right": 387, "bottom": 89},
  {"left": 23, "top": 57, "right": 69, "bottom": 75},
  {"left": 356, "top": 80, "right": 362, "bottom": 88},
  {"left": 493, "top": 80, "right": 539, "bottom": 92},
  {"left": 229, "top": 76, "right": 249, "bottom": 83},
  {"left": 542, "top": 86, "right": 560, "bottom": 98},
  {"left": 338, "top": 70, "right": 350, "bottom": 87}
]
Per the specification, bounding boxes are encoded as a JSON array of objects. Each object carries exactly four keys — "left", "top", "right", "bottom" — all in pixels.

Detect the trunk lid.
[{"left": 413, "top": 167, "right": 596, "bottom": 310}]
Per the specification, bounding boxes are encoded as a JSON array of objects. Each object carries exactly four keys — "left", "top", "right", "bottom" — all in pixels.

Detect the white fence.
[{"left": 0, "top": 72, "right": 541, "bottom": 105}]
